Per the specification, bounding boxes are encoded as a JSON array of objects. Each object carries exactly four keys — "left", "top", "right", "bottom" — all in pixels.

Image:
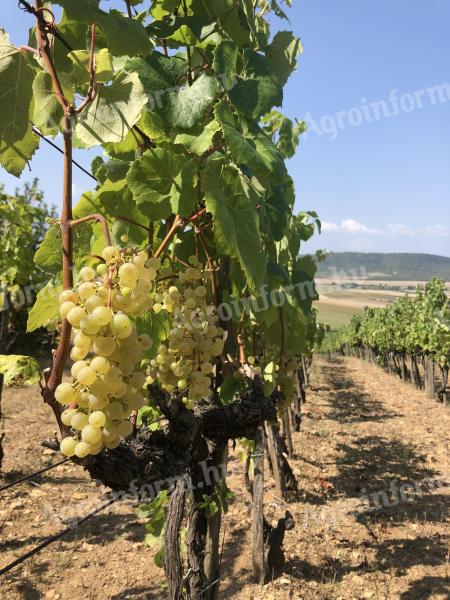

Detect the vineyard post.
[
  {"left": 251, "top": 426, "right": 265, "bottom": 583},
  {"left": 425, "top": 357, "right": 435, "bottom": 399}
]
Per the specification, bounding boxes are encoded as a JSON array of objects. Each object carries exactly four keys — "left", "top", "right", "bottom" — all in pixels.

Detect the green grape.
[
  {"left": 70, "top": 346, "right": 88, "bottom": 361},
  {"left": 77, "top": 366, "right": 97, "bottom": 386},
  {"left": 78, "top": 282, "right": 96, "bottom": 299},
  {"left": 74, "top": 332, "right": 91, "bottom": 351},
  {"left": 93, "top": 336, "right": 116, "bottom": 357},
  {"left": 88, "top": 393, "right": 109, "bottom": 410},
  {"left": 71, "top": 360, "right": 87, "bottom": 379},
  {"left": 60, "top": 437, "right": 78, "bottom": 457},
  {"left": 61, "top": 408, "right": 77, "bottom": 426},
  {"left": 111, "top": 313, "right": 132, "bottom": 339},
  {"left": 104, "top": 437, "right": 121, "bottom": 450},
  {"left": 89, "top": 411, "right": 106, "bottom": 428},
  {"left": 59, "top": 290, "right": 79, "bottom": 304},
  {"left": 90, "top": 356, "right": 110, "bottom": 375},
  {"left": 102, "top": 245, "right": 121, "bottom": 262},
  {"left": 97, "top": 263, "right": 108, "bottom": 276},
  {"left": 60, "top": 301, "right": 76, "bottom": 319},
  {"left": 75, "top": 441, "right": 92, "bottom": 458},
  {"left": 79, "top": 266, "right": 95, "bottom": 282},
  {"left": 84, "top": 295, "right": 105, "bottom": 313},
  {"left": 81, "top": 424, "right": 103, "bottom": 445},
  {"left": 55, "top": 383, "right": 76, "bottom": 405},
  {"left": 117, "top": 420, "right": 133, "bottom": 438},
  {"left": 67, "top": 306, "right": 87, "bottom": 327},
  {"left": 71, "top": 412, "right": 89, "bottom": 430}
]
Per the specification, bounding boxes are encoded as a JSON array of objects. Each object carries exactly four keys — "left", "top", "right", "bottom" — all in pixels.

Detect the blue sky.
[{"left": 1, "top": 0, "right": 449, "bottom": 256}]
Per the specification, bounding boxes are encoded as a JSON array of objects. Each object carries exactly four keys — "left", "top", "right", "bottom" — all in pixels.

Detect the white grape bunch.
[
  {"left": 56, "top": 244, "right": 225, "bottom": 457},
  {"left": 56, "top": 245, "right": 158, "bottom": 458},
  {"left": 146, "top": 256, "right": 225, "bottom": 410}
]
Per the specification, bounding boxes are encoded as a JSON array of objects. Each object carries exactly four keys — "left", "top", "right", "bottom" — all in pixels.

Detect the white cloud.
[
  {"left": 388, "top": 223, "right": 417, "bottom": 237},
  {"left": 321, "top": 219, "right": 450, "bottom": 240},
  {"left": 424, "top": 224, "right": 450, "bottom": 237},
  {"left": 322, "top": 219, "right": 382, "bottom": 235},
  {"left": 321, "top": 221, "right": 339, "bottom": 232}
]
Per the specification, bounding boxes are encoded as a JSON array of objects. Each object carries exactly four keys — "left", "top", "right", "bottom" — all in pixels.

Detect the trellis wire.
[
  {"left": 0, "top": 458, "right": 70, "bottom": 493},
  {"left": 0, "top": 496, "right": 118, "bottom": 577}
]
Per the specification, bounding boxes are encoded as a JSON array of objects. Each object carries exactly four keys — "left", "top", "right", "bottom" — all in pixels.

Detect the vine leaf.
[
  {"left": 75, "top": 72, "right": 147, "bottom": 147},
  {"left": 0, "top": 121, "right": 39, "bottom": 177},
  {"left": 214, "top": 100, "right": 286, "bottom": 183},
  {"left": 34, "top": 222, "right": 94, "bottom": 276},
  {"left": 69, "top": 48, "right": 114, "bottom": 84},
  {"left": 27, "top": 280, "right": 62, "bottom": 333},
  {"left": 32, "top": 71, "right": 64, "bottom": 137},
  {"left": 213, "top": 40, "right": 238, "bottom": 89},
  {"left": 127, "top": 146, "right": 196, "bottom": 219},
  {"left": 266, "top": 31, "right": 303, "bottom": 86},
  {"left": 128, "top": 52, "right": 219, "bottom": 131},
  {"left": 203, "top": 158, "right": 267, "bottom": 290},
  {"left": 0, "top": 355, "right": 41, "bottom": 386},
  {"left": 175, "top": 120, "right": 220, "bottom": 156},
  {"left": 52, "top": 0, "right": 152, "bottom": 57},
  {"left": 0, "top": 30, "right": 37, "bottom": 175}
]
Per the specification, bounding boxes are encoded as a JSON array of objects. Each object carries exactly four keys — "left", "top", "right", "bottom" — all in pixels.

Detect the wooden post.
[
  {"left": 425, "top": 357, "right": 435, "bottom": 399},
  {"left": 281, "top": 409, "right": 293, "bottom": 458},
  {"left": 205, "top": 444, "right": 228, "bottom": 600},
  {"left": 251, "top": 427, "right": 265, "bottom": 584},
  {"left": 264, "top": 422, "right": 286, "bottom": 499},
  {"left": 301, "top": 357, "right": 309, "bottom": 387}
]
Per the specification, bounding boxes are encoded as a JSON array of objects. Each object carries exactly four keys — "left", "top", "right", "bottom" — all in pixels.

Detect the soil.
[{"left": 1, "top": 356, "right": 449, "bottom": 600}]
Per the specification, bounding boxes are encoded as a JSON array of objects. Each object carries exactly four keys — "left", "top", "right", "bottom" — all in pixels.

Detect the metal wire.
[
  {"left": 0, "top": 458, "right": 70, "bottom": 493},
  {"left": 0, "top": 496, "right": 118, "bottom": 577}
]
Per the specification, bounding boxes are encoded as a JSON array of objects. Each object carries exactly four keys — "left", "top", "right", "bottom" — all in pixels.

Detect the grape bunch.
[
  {"left": 56, "top": 245, "right": 158, "bottom": 458},
  {"left": 147, "top": 258, "right": 225, "bottom": 409}
]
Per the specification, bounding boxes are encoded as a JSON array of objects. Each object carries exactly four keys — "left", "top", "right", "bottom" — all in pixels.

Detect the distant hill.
[{"left": 316, "top": 252, "right": 450, "bottom": 281}]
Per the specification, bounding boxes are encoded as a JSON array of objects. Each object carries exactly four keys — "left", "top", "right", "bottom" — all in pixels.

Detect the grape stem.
[
  {"left": 195, "top": 228, "right": 218, "bottom": 306},
  {"left": 155, "top": 215, "right": 183, "bottom": 258},
  {"left": 75, "top": 24, "right": 98, "bottom": 115},
  {"left": 33, "top": 0, "right": 74, "bottom": 437},
  {"left": 70, "top": 213, "right": 112, "bottom": 246}
]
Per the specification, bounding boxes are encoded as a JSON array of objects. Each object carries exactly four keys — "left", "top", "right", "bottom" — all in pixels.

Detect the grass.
[{"left": 315, "top": 301, "right": 362, "bottom": 330}]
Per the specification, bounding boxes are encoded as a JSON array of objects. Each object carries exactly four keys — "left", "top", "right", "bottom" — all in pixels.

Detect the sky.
[{"left": 1, "top": 0, "right": 449, "bottom": 256}]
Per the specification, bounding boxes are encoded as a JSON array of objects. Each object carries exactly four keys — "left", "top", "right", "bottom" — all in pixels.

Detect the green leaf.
[
  {"left": 213, "top": 40, "right": 238, "bottom": 90},
  {"left": 214, "top": 100, "right": 286, "bottom": 183},
  {"left": 32, "top": 71, "right": 64, "bottom": 137},
  {"left": 0, "top": 355, "right": 41, "bottom": 386},
  {"left": 69, "top": 48, "right": 114, "bottom": 84},
  {"left": 266, "top": 31, "right": 303, "bottom": 86},
  {"left": 175, "top": 120, "right": 220, "bottom": 156},
  {"left": 203, "top": 158, "right": 267, "bottom": 290},
  {"left": 34, "top": 222, "right": 93, "bottom": 276},
  {"left": 164, "top": 74, "right": 219, "bottom": 131},
  {"left": 75, "top": 71, "right": 147, "bottom": 147},
  {"left": 170, "top": 159, "right": 197, "bottom": 217},
  {"left": 53, "top": 0, "right": 152, "bottom": 57},
  {"left": 135, "top": 311, "right": 170, "bottom": 359},
  {"left": 191, "top": 0, "right": 251, "bottom": 47},
  {"left": 0, "top": 30, "right": 37, "bottom": 175},
  {"left": 0, "top": 122, "right": 39, "bottom": 177},
  {"left": 27, "top": 280, "right": 62, "bottom": 332},
  {"left": 127, "top": 146, "right": 196, "bottom": 220},
  {"left": 126, "top": 51, "right": 187, "bottom": 98}
]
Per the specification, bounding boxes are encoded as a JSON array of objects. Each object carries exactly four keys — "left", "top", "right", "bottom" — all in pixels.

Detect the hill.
[{"left": 316, "top": 252, "right": 450, "bottom": 281}]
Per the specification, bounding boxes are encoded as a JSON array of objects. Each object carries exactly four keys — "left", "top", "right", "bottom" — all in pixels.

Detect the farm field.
[
  {"left": 2, "top": 355, "right": 449, "bottom": 600},
  {"left": 315, "top": 281, "right": 450, "bottom": 330}
]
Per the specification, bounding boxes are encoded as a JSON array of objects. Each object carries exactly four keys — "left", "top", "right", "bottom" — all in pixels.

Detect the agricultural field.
[{"left": 315, "top": 281, "right": 450, "bottom": 330}]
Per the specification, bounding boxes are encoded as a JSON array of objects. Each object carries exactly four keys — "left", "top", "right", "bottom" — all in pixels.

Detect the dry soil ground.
[{"left": 1, "top": 356, "right": 449, "bottom": 600}]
